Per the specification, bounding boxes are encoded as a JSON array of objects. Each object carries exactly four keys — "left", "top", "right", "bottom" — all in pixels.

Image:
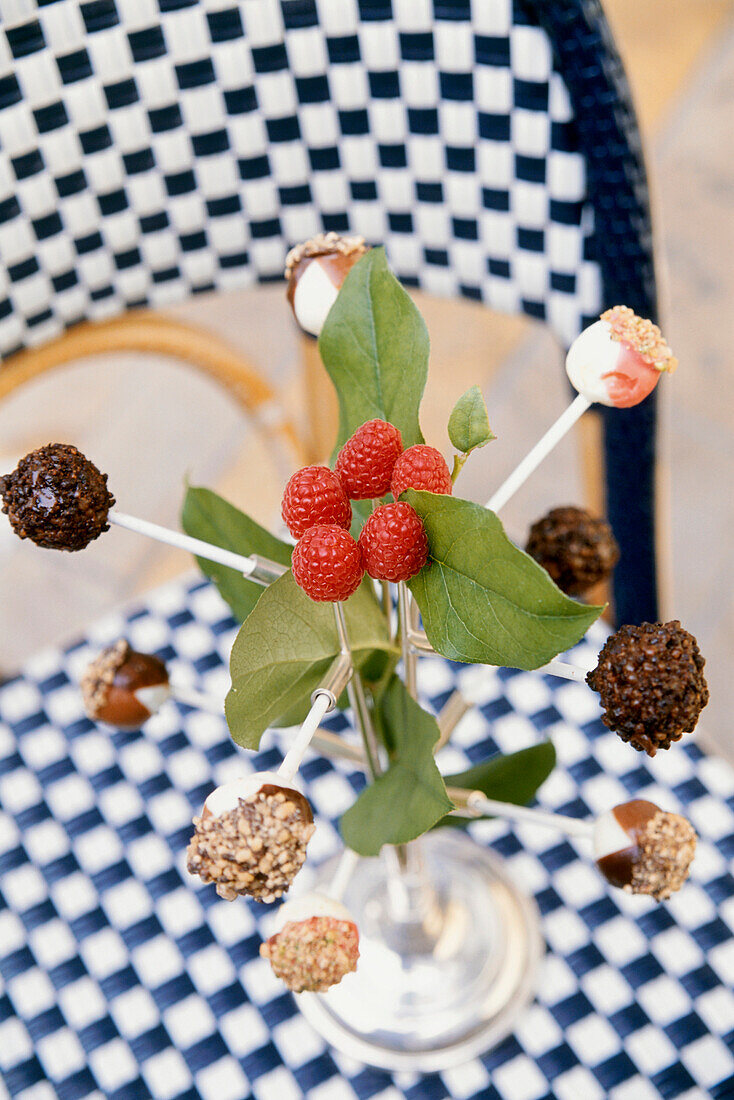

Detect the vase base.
[{"left": 297, "top": 830, "right": 543, "bottom": 1072}]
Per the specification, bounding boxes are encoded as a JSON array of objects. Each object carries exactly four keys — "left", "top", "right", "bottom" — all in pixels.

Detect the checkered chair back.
[{"left": 0, "top": 0, "right": 658, "bottom": 624}]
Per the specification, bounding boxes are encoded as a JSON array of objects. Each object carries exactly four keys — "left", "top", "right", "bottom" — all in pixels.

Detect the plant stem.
[
  {"left": 398, "top": 581, "right": 418, "bottom": 699},
  {"left": 451, "top": 452, "right": 468, "bottom": 484},
  {"left": 333, "top": 602, "right": 382, "bottom": 780}
]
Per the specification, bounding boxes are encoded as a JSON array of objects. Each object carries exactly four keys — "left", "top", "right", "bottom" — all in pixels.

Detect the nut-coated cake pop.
[
  {"left": 285, "top": 233, "right": 367, "bottom": 336},
  {"left": 566, "top": 306, "right": 677, "bottom": 408},
  {"left": 587, "top": 621, "right": 708, "bottom": 755},
  {"left": 525, "top": 505, "right": 619, "bottom": 596},
  {"left": 81, "top": 641, "right": 170, "bottom": 730},
  {"left": 186, "top": 774, "right": 315, "bottom": 902},
  {"left": 0, "top": 443, "right": 114, "bottom": 551},
  {"left": 593, "top": 799, "right": 697, "bottom": 900},
  {"left": 260, "top": 892, "right": 360, "bottom": 992}
]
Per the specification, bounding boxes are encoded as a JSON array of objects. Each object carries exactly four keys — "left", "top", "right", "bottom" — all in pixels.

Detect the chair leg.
[
  {"left": 300, "top": 333, "right": 339, "bottom": 464},
  {"left": 602, "top": 394, "right": 659, "bottom": 626}
]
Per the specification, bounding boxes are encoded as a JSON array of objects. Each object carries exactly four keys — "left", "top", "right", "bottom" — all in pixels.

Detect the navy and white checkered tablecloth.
[{"left": 1, "top": 575, "right": 733, "bottom": 1100}]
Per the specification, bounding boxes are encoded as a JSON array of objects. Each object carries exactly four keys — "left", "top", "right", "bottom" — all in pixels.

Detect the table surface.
[{"left": 0, "top": 575, "right": 733, "bottom": 1100}]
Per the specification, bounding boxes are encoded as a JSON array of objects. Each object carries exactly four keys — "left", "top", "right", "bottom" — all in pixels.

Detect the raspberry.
[
  {"left": 282, "top": 465, "right": 351, "bottom": 538},
  {"left": 335, "top": 419, "right": 403, "bottom": 500},
  {"left": 391, "top": 445, "right": 452, "bottom": 498},
  {"left": 292, "top": 525, "right": 364, "bottom": 602},
  {"left": 358, "top": 502, "right": 428, "bottom": 583}
]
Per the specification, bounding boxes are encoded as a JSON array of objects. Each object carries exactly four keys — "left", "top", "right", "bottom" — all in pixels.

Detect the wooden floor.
[{"left": 1, "top": 1, "right": 733, "bottom": 757}]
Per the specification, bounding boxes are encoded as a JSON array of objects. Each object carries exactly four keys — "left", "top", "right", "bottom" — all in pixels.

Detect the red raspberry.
[
  {"left": 335, "top": 419, "right": 403, "bottom": 500},
  {"left": 282, "top": 466, "right": 351, "bottom": 538},
  {"left": 391, "top": 445, "right": 452, "bottom": 498},
  {"left": 358, "top": 502, "right": 428, "bottom": 583},
  {"left": 292, "top": 525, "right": 364, "bottom": 602}
]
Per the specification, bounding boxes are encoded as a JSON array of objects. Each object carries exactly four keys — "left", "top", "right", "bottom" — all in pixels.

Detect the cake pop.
[
  {"left": 1, "top": 443, "right": 114, "bottom": 551},
  {"left": 186, "top": 774, "right": 315, "bottom": 902},
  {"left": 81, "top": 641, "right": 170, "bottom": 730},
  {"left": 593, "top": 799, "right": 697, "bottom": 901},
  {"left": 566, "top": 305, "right": 677, "bottom": 409},
  {"left": 260, "top": 892, "right": 360, "bottom": 992},
  {"left": 285, "top": 233, "right": 368, "bottom": 336},
  {"left": 486, "top": 307, "right": 677, "bottom": 515},
  {"left": 586, "top": 621, "right": 709, "bottom": 754},
  {"left": 525, "top": 506, "right": 620, "bottom": 596}
]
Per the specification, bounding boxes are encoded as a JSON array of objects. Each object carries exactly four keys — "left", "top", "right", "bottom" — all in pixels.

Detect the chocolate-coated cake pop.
[
  {"left": 0, "top": 443, "right": 114, "bottom": 551},
  {"left": 587, "top": 621, "right": 708, "bottom": 755},
  {"left": 81, "top": 641, "right": 170, "bottom": 730},
  {"left": 186, "top": 774, "right": 315, "bottom": 902},
  {"left": 260, "top": 892, "right": 360, "bottom": 992},
  {"left": 566, "top": 306, "right": 677, "bottom": 408},
  {"left": 285, "top": 233, "right": 367, "bottom": 336},
  {"left": 525, "top": 505, "right": 620, "bottom": 596},
  {"left": 593, "top": 799, "right": 697, "bottom": 900}
]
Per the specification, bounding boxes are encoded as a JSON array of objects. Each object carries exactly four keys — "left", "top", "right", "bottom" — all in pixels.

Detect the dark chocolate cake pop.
[
  {"left": 81, "top": 641, "right": 170, "bottom": 730},
  {"left": 0, "top": 443, "right": 114, "bottom": 551},
  {"left": 285, "top": 233, "right": 367, "bottom": 336},
  {"left": 593, "top": 799, "right": 697, "bottom": 900},
  {"left": 587, "top": 621, "right": 708, "bottom": 755},
  {"left": 525, "top": 505, "right": 619, "bottom": 596}
]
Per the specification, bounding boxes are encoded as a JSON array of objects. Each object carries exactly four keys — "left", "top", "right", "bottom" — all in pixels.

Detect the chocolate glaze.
[
  {"left": 596, "top": 799, "right": 659, "bottom": 888},
  {"left": 201, "top": 782, "right": 313, "bottom": 823},
  {"left": 286, "top": 251, "right": 363, "bottom": 307},
  {"left": 96, "top": 651, "right": 168, "bottom": 729},
  {"left": 1, "top": 443, "right": 114, "bottom": 551}
]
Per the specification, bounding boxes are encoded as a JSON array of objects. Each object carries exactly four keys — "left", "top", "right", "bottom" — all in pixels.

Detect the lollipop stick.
[
  {"left": 108, "top": 510, "right": 286, "bottom": 585},
  {"left": 486, "top": 394, "right": 590, "bottom": 514},
  {"left": 169, "top": 683, "right": 225, "bottom": 715},
  {"left": 457, "top": 789, "right": 593, "bottom": 838},
  {"left": 278, "top": 691, "right": 334, "bottom": 783},
  {"left": 329, "top": 848, "right": 361, "bottom": 902}
]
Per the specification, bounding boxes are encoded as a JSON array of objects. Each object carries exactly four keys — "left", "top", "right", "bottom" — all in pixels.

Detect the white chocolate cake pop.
[
  {"left": 566, "top": 306, "right": 677, "bottom": 408},
  {"left": 260, "top": 891, "right": 360, "bottom": 992},
  {"left": 187, "top": 774, "right": 315, "bottom": 902},
  {"left": 285, "top": 233, "right": 367, "bottom": 336},
  {"left": 81, "top": 641, "right": 170, "bottom": 730},
  {"left": 593, "top": 799, "right": 697, "bottom": 900}
]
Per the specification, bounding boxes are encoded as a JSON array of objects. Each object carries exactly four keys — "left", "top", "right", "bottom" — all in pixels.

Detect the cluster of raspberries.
[{"left": 281, "top": 419, "right": 452, "bottom": 601}]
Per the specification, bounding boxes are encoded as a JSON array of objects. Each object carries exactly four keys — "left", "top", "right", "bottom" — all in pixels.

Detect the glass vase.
[{"left": 296, "top": 829, "right": 543, "bottom": 1071}]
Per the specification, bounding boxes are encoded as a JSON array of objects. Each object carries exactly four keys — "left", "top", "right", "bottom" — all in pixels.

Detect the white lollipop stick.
[
  {"left": 486, "top": 394, "right": 590, "bottom": 514},
  {"left": 108, "top": 510, "right": 286, "bottom": 585},
  {"left": 278, "top": 691, "right": 334, "bottom": 784},
  {"left": 169, "top": 683, "right": 225, "bottom": 715},
  {"left": 329, "top": 848, "right": 361, "bottom": 903},
  {"left": 460, "top": 790, "right": 593, "bottom": 838}
]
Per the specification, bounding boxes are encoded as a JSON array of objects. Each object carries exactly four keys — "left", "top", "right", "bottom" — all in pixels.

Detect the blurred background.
[{"left": 1, "top": 0, "right": 732, "bottom": 757}]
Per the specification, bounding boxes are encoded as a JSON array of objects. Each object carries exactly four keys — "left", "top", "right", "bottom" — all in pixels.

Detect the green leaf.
[
  {"left": 181, "top": 486, "right": 292, "bottom": 623},
  {"left": 226, "top": 572, "right": 396, "bottom": 749},
  {"left": 340, "top": 677, "right": 453, "bottom": 856},
  {"left": 438, "top": 742, "right": 556, "bottom": 827},
  {"left": 405, "top": 491, "right": 603, "bottom": 669},
  {"left": 448, "top": 385, "right": 496, "bottom": 455},
  {"left": 319, "top": 247, "right": 428, "bottom": 452}
]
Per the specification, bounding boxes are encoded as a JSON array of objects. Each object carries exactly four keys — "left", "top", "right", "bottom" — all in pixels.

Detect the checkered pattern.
[
  {"left": 0, "top": 0, "right": 607, "bottom": 359},
  {"left": 0, "top": 574, "right": 732, "bottom": 1100}
]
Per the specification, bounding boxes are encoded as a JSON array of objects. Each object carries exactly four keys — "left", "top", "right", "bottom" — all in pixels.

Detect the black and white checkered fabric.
[
  {"left": 1, "top": 575, "right": 732, "bottom": 1099},
  {"left": 0, "top": 0, "right": 605, "bottom": 359}
]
